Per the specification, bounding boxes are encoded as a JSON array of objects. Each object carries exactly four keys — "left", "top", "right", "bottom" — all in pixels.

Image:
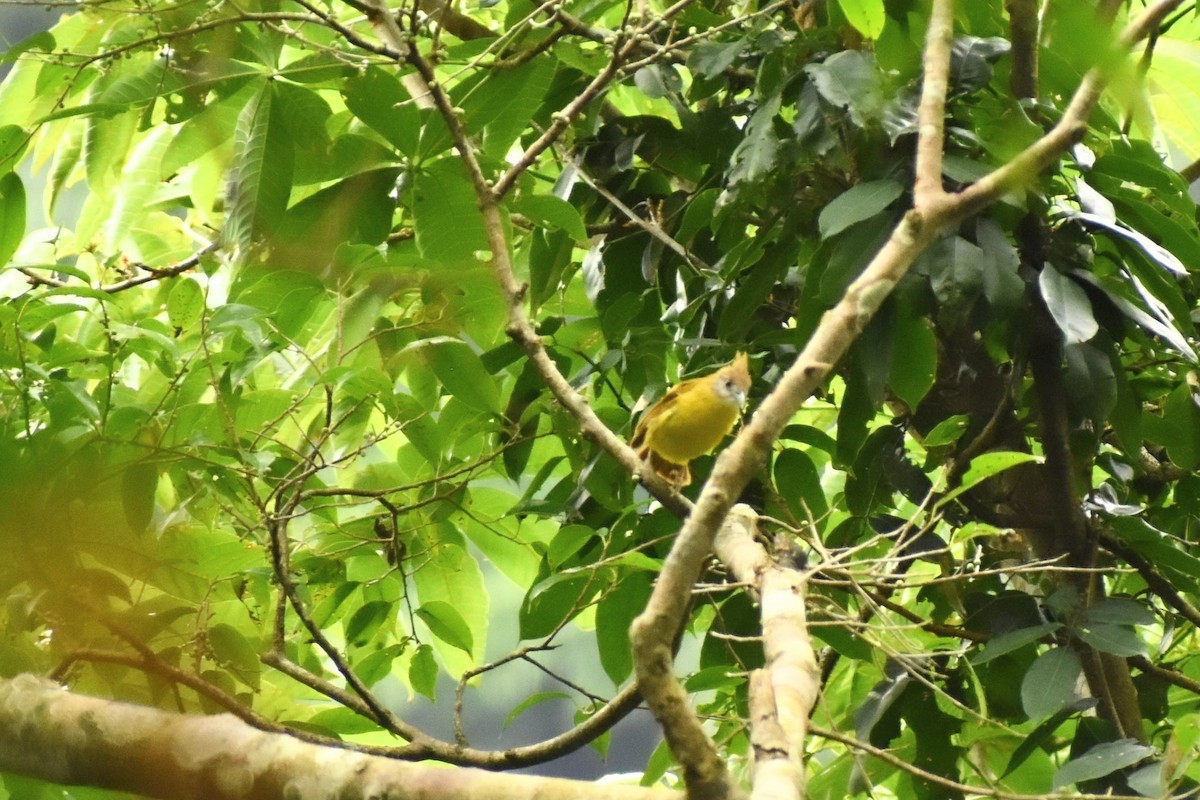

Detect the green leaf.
[
  {"left": 922, "top": 414, "right": 971, "bottom": 447},
  {"left": 688, "top": 39, "right": 748, "bottom": 79},
  {"left": 970, "top": 623, "right": 1061, "bottom": 665},
  {"left": 342, "top": 67, "right": 421, "bottom": 157},
  {"left": 0, "top": 126, "right": 28, "bottom": 174},
  {"left": 412, "top": 534, "right": 487, "bottom": 674},
  {"left": 355, "top": 644, "right": 404, "bottom": 686},
  {"left": 595, "top": 572, "right": 652, "bottom": 684},
  {"left": 837, "top": 0, "right": 886, "bottom": 38},
  {"left": 818, "top": 179, "right": 903, "bottom": 239},
  {"left": 773, "top": 448, "right": 829, "bottom": 531},
  {"left": 887, "top": 314, "right": 936, "bottom": 409},
  {"left": 726, "top": 90, "right": 781, "bottom": 189},
  {"left": 977, "top": 218, "right": 1024, "bottom": 312},
  {"left": 224, "top": 82, "right": 294, "bottom": 253},
  {"left": 120, "top": 461, "right": 157, "bottom": 534},
  {"left": 409, "top": 644, "right": 438, "bottom": 700},
  {"left": 1082, "top": 598, "right": 1156, "bottom": 626},
  {"left": 460, "top": 56, "right": 556, "bottom": 155},
  {"left": 956, "top": 451, "right": 1040, "bottom": 494},
  {"left": 1075, "top": 622, "right": 1147, "bottom": 657},
  {"left": 805, "top": 50, "right": 887, "bottom": 127},
  {"left": 921, "top": 236, "right": 985, "bottom": 311},
  {"left": 1052, "top": 739, "right": 1155, "bottom": 791},
  {"left": 343, "top": 600, "right": 393, "bottom": 646},
  {"left": 1021, "top": 646, "right": 1081, "bottom": 720},
  {"left": 1162, "top": 384, "right": 1200, "bottom": 470},
  {"left": 412, "top": 157, "right": 488, "bottom": 263},
  {"left": 547, "top": 524, "right": 595, "bottom": 569},
  {"left": 520, "top": 572, "right": 593, "bottom": 640},
  {"left": 415, "top": 600, "right": 474, "bottom": 655},
  {"left": 106, "top": 126, "right": 172, "bottom": 248},
  {"left": 514, "top": 195, "right": 587, "bottom": 242},
  {"left": 420, "top": 338, "right": 502, "bottom": 415},
  {"left": 207, "top": 623, "right": 262, "bottom": 690},
  {"left": 1038, "top": 267, "right": 1097, "bottom": 344},
  {"left": 0, "top": 172, "right": 24, "bottom": 267},
  {"left": 503, "top": 692, "right": 569, "bottom": 729},
  {"left": 167, "top": 278, "right": 205, "bottom": 331},
  {"left": 1064, "top": 342, "right": 1116, "bottom": 426}
]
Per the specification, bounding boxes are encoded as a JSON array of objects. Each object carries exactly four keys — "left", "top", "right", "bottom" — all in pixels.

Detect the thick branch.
[
  {"left": 0, "top": 675, "right": 669, "bottom": 800},
  {"left": 714, "top": 507, "right": 818, "bottom": 800},
  {"left": 1005, "top": 0, "right": 1039, "bottom": 100},
  {"left": 913, "top": 0, "right": 955, "bottom": 205}
]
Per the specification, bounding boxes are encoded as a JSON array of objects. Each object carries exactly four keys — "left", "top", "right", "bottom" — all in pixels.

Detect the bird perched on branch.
[{"left": 630, "top": 353, "right": 752, "bottom": 488}]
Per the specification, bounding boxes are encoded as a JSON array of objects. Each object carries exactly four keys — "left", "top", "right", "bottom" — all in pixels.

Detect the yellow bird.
[{"left": 630, "top": 352, "right": 752, "bottom": 487}]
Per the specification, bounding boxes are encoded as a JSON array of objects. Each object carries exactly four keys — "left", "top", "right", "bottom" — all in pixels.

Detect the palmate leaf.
[
  {"left": 412, "top": 157, "right": 488, "bottom": 263},
  {"left": 223, "top": 81, "right": 294, "bottom": 255}
]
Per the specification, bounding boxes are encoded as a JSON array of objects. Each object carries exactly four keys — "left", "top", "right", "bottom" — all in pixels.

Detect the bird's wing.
[{"left": 630, "top": 381, "right": 697, "bottom": 453}]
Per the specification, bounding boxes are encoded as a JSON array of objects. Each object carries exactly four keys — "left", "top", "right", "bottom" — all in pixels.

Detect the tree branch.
[
  {"left": 713, "top": 507, "right": 818, "bottom": 800},
  {"left": 0, "top": 675, "right": 671, "bottom": 800},
  {"left": 1005, "top": 0, "right": 1039, "bottom": 101}
]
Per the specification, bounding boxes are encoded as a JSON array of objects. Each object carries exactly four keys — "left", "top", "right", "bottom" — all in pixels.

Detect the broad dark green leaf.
[
  {"left": 342, "top": 67, "right": 420, "bottom": 157},
  {"left": 773, "top": 448, "right": 829, "bottom": 530},
  {"left": 1063, "top": 342, "right": 1116, "bottom": 426},
  {"left": 1052, "top": 740, "right": 1155, "bottom": 791},
  {"left": 207, "top": 623, "right": 262, "bottom": 689},
  {"left": 514, "top": 194, "right": 587, "bottom": 242},
  {"left": 1082, "top": 598, "right": 1156, "bottom": 626},
  {"left": 1039, "top": 267, "right": 1097, "bottom": 344},
  {"left": 970, "top": 623, "right": 1061, "bottom": 665},
  {"left": 688, "top": 39, "right": 748, "bottom": 78},
  {"left": 726, "top": 90, "right": 782, "bottom": 189},
  {"left": 805, "top": 50, "right": 887, "bottom": 126},
  {"left": 818, "top": 180, "right": 903, "bottom": 240},
  {"left": 460, "top": 56, "right": 556, "bottom": 155},
  {"left": 1075, "top": 622, "right": 1147, "bottom": 657},
  {"left": 922, "top": 414, "right": 970, "bottom": 447},
  {"left": 887, "top": 313, "right": 936, "bottom": 409},
  {"left": 1021, "top": 646, "right": 1081, "bottom": 720}
]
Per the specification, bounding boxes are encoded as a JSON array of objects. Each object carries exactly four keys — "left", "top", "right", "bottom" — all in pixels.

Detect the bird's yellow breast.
[{"left": 643, "top": 383, "right": 741, "bottom": 464}]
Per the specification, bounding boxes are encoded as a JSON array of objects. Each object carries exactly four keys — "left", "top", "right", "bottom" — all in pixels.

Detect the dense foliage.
[{"left": 2, "top": 0, "right": 1200, "bottom": 797}]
